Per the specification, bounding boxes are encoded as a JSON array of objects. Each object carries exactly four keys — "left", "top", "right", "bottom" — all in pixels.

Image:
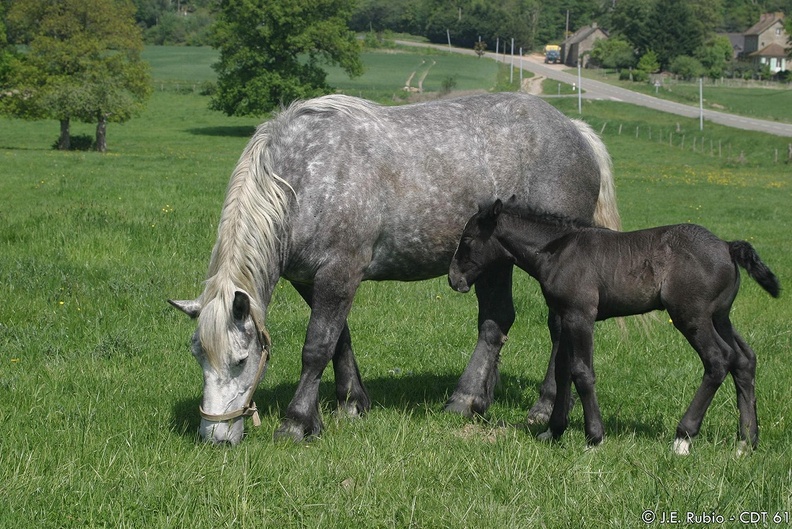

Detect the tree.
[
  {"left": 649, "top": 0, "right": 707, "bottom": 69},
  {"left": 590, "top": 36, "right": 636, "bottom": 69},
  {"left": 4, "top": 0, "right": 151, "bottom": 151},
  {"left": 210, "top": 0, "right": 364, "bottom": 117},
  {"left": 637, "top": 49, "right": 660, "bottom": 74},
  {"left": 610, "top": 0, "right": 654, "bottom": 56},
  {"left": 695, "top": 35, "right": 733, "bottom": 79}
]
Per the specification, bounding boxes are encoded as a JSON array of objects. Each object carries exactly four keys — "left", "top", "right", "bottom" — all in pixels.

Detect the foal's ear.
[
  {"left": 488, "top": 198, "right": 504, "bottom": 219},
  {"left": 232, "top": 291, "right": 251, "bottom": 321},
  {"left": 168, "top": 298, "right": 201, "bottom": 319}
]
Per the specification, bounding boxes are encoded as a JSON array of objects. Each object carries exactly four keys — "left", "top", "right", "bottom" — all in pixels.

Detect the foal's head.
[{"left": 448, "top": 198, "right": 512, "bottom": 293}]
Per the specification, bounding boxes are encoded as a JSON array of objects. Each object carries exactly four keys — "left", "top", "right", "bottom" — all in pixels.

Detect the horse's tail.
[
  {"left": 572, "top": 119, "right": 621, "bottom": 231},
  {"left": 729, "top": 240, "right": 781, "bottom": 298}
]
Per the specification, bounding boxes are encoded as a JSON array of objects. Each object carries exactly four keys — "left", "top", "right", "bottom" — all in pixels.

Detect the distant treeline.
[{"left": 133, "top": 0, "right": 792, "bottom": 51}]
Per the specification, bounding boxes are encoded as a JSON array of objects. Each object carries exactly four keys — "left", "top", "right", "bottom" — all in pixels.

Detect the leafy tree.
[
  {"left": 610, "top": 0, "right": 654, "bottom": 56},
  {"left": 695, "top": 35, "right": 733, "bottom": 79},
  {"left": 4, "top": 0, "right": 151, "bottom": 152},
  {"left": 210, "top": 0, "right": 364, "bottom": 117},
  {"left": 637, "top": 49, "right": 659, "bottom": 74},
  {"left": 649, "top": 0, "right": 706, "bottom": 69},
  {"left": 590, "top": 36, "right": 636, "bottom": 69}
]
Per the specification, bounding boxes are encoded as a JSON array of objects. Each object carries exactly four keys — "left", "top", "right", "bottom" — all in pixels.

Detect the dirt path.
[{"left": 521, "top": 75, "right": 545, "bottom": 95}]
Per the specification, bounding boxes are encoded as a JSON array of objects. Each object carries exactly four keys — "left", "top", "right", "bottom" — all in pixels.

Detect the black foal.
[{"left": 448, "top": 197, "right": 780, "bottom": 454}]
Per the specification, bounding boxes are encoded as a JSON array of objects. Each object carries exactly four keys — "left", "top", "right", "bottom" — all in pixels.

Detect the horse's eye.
[{"left": 234, "top": 357, "right": 248, "bottom": 368}]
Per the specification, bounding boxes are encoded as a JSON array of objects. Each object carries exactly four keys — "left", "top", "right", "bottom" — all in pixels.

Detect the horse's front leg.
[
  {"left": 291, "top": 282, "right": 371, "bottom": 418},
  {"left": 275, "top": 273, "right": 361, "bottom": 442},
  {"left": 541, "top": 311, "right": 603, "bottom": 445},
  {"left": 445, "top": 262, "right": 515, "bottom": 417},
  {"left": 526, "top": 309, "right": 562, "bottom": 424}
]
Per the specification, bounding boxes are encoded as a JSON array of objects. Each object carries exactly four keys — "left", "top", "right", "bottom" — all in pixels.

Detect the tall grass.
[{"left": 0, "top": 48, "right": 790, "bottom": 528}]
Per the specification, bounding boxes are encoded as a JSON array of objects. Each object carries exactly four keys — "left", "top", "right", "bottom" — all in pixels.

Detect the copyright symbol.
[{"left": 642, "top": 510, "right": 656, "bottom": 524}]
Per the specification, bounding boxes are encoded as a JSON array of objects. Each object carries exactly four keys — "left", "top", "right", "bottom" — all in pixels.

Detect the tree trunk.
[
  {"left": 58, "top": 119, "right": 71, "bottom": 150},
  {"left": 95, "top": 113, "right": 107, "bottom": 153}
]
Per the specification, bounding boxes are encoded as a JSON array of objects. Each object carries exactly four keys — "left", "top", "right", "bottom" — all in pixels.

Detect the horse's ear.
[
  {"left": 490, "top": 198, "right": 504, "bottom": 218},
  {"left": 232, "top": 291, "right": 251, "bottom": 321},
  {"left": 506, "top": 194, "right": 517, "bottom": 205},
  {"left": 168, "top": 298, "right": 201, "bottom": 319}
]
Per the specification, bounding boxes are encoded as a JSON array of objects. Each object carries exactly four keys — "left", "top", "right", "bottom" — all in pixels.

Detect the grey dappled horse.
[
  {"left": 170, "top": 92, "right": 621, "bottom": 445},
  {"left": 449, "top": 198, "right": 780, "bottom": 455}
]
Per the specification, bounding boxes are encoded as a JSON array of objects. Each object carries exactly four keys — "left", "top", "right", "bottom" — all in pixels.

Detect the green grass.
[
  {"left": 325, "top": 49, "right": 503, "bottom": 102},
  {"left": 1, "top": 47, "right": 791, "bottom": 527}
]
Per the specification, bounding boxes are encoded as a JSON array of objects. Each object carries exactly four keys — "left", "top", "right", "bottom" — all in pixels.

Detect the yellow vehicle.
[{"left": 544, "top": 44, "right": 561, "bottom": 64}]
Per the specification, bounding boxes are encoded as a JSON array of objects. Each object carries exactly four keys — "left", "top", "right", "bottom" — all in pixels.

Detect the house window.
[{"left": 776, "top": 28, "right": 782, "bottom": 36}]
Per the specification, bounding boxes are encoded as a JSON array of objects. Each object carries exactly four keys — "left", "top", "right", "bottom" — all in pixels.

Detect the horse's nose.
[
  {"left": 200, "top": 418, "right": 244, "bottom": 445},
  {"left": 448, "top": 274, "right": 470, "bottom": 293}
]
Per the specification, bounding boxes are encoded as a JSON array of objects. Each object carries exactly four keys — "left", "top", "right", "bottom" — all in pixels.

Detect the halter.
[{"left": 198, "top": 326, "right": 271, "bottom": 428}]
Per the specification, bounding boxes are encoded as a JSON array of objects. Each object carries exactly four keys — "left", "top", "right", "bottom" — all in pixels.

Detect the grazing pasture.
[{"left": 0, "top": 47, "right": 790, "bottom": 527}]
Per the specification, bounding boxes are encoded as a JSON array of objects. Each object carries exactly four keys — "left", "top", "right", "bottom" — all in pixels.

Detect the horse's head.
[
  {"left": 169, "top": 290, "right": 270, "bottom": 445},
  {"left": 448, "top": 198, "right": 512, "bottom": 293}
]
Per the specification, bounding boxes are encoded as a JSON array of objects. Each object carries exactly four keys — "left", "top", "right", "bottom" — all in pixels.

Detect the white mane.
[{"left": 197, "top": 95, "right": 377, "bottom": 367}]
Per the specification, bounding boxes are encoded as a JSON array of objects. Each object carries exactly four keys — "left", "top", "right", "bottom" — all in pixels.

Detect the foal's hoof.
[
  {"left": 672, "top": 437, "right": 692, "bottom": 456},
  {"left": 735, "top": 440, "right": 754, "bottom": 458}
]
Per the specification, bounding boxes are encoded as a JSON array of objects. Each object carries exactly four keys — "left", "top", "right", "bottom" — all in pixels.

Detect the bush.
[
  {"left": 618, "top": 69, "right": 647, "bottom": 82},
  {"left": 669, "top": 55, "right": 705, "bottom": 80}
]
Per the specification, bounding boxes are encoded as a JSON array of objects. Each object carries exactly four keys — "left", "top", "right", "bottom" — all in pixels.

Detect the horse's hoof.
[
  {"left": 336, "top": 400, "right": 366, "bottom": 419},
  {"left": 443, "top": 395, "right": 478, "bottom": 418},
  {"left": 537, "top": 429, "right": 554, "bottom": 442},
  {"left": 525, "top": 402, "right": 553, "bottom": 425},
  {"left": 273, "top": 420, "right": 309, "bottom": 443},
  {"left": 525, "top": 408, "right": 551, "bottom": 425},
  {"left": 672, "top": 437, "right": 691, "bottom": 456},
  {"left": 735, "top": 440, "right": 754, "bottom": 458}
]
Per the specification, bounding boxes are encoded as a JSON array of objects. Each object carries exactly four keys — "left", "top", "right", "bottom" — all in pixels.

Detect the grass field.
[{"left": 1, "top": 47, "right": 791, "bottom": 527}]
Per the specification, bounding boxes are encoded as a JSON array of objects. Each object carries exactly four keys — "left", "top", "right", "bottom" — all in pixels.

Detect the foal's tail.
[
  {"left": 729, "top": 241, "right": 781, "bottom": 298},
  {"left": 572, "top": 119, "right": 622, "bottom": 231}
]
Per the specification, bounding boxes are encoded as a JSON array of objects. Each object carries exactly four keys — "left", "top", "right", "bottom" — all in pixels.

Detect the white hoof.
[
  {"left": 673, "top": 437, "right": 691, "bottom": 456},
  {"left": 735, "top": 440, "right": 752, "bottom": 458},
  {"left": 537, "top": 430, "right": 554, "bottom": 442}
]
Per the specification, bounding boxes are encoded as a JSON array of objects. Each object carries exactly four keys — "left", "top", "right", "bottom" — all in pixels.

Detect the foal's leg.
[
  {"left": 541, "top": 312, "right": 604, "bottom": 445},
  {"left": 526, "top": 310, "right": 561, "bottom": 424},
  {"left": 291, "top": 282, "right": 371, "bottom": 418},
  {"left": 446, "top": 262, "right": 515, "bottom": 417},
  {"left": 716, "top": 318, "right": 759, "bottom": 454},
  {"left": 671, "top": 315, "right": 731, "bottom": 455},
  {"left": 275, "top": 271, "right": 362, "bottom": 442}
]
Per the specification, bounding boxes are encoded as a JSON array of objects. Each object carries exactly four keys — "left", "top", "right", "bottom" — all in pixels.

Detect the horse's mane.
[
  {"left": 197, "top": 95, "right": 384, "bottom": 368},
  {"left": 499, "top": 202, "right": 594, "bottom": 231}
]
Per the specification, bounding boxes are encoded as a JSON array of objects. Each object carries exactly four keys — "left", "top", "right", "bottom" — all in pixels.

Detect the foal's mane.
[{"left": 198, "top": 95, "right": 380, "bottom": 367}]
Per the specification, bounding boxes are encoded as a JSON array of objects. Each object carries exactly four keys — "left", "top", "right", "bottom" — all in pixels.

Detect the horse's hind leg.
[
  {"left": 290, "top": 282, "right": 371, "bottom": 419},
  {"left": 445, "top": 262, "right": 515, "bottom": 417},
  {"left": 716, "top": 318, "right": 758, "bottom": 454},
  {"left": 671, "top": 315, "right": 731, "bottom": 455}
]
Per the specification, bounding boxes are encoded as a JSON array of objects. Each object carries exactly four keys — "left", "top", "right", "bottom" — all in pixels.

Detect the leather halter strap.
[{"left": 199, "top": 327, "right": 271, "bottom": 428}]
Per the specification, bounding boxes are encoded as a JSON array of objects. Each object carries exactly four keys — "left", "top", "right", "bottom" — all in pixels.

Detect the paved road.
[{"left": 397, "top": 40, "right": 792, "bottom": 138}]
